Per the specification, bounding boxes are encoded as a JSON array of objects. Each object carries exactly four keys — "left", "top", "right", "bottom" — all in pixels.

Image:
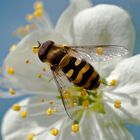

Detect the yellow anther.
[
  {"left": 82, "top": 100, "right": 89, "bottom": 108},
  {"left": 26, "top": 14, "right": 33, "bottom": 21},
  {"left": 12, "top": 104, "right": 21, "bottom": 111},
  {"left": 7, "top": 67, "right": 15, "bottom": 75},
  {"left": 62, "top": 90, "right": 71, "bottom": 99},
  {"left": 9, "top": 88, "right": 16, "bottom": 95},
  {"left": 9, "top": 44, "right": 16, "bottom": 52},
  {"left": 49, "top": 100, "right": 54, "bottom": 105},
  {"left": 34, "top": 1, "right": 43, "bottom": 10},
  {"left": 38, "top": 73, "right": 43, "bottom": 78},
  {"left": 32, "top": 46, "right": 39, "bottom": 53},
  {"left": 46, "top": 108, "right": 53, "bottom": 116},
  {"left": 21, "top": 111, "right": 27, "bottom": 118},
  {"left": 96, "top": 47, "right": 104, "bottom": 55},
  {"left": 27, "top": 133, "right": 35, "bottom": 140},
  {"left": 25, "top": 25, "right": 30, "bottom": 32},
  {"left": 71, "top": 124, "right": 79, "bottom": 133},
  {"left": 110, "top": 79, "right": 117, "bottom": 86},
  {"left": 53, "top": 108, "right": 58, "bottom": 112},
  {"left": 25, "top": 60, "right": 30, "bottom": 64},
  {"left": 41, "top": 98, "right": 45, "bottom": 102},
  {"left": 114, "top": 99, "right": 122, "bottom": 109},
  {"left": 18, "top": 27, "right": 24, "bottom": 34},
  {"left": 81, "top": 89, "right": 87, "bottom": 97},
  {"left": 34, "top": 9, "right": 43, "bottom": 18},
  {"left": 51, "top": 128, "right": 59, "bottom": 136},
  {"left": 42, "top": 67, "right": 46, "bottom": 72}
]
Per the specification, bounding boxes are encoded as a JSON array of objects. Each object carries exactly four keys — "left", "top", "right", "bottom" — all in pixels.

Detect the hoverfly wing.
[
  {"left": 69, "top": 45, "right": 129, "bottom": 62},
  {"left": 51, "top": 69, "right": 81, "bottom": 121}
]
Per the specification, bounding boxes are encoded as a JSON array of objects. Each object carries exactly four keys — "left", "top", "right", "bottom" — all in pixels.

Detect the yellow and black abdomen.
[{"left": 62, "top": 57, "right": 100, "bottom": 90}]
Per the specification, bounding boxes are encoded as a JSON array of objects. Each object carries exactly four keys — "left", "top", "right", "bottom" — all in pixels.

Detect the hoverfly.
[{"left": 35, "top": 40, "right": 128, "bottom": 121}]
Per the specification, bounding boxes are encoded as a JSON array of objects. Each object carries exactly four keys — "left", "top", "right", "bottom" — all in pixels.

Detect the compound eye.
[{"left": 38, "top": 40, "right": 54, "bottom": 62}]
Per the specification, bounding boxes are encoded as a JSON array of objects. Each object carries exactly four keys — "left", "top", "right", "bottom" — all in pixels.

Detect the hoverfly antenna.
[{"left": 37, "top": 41, "right": 41, "bottom": 48}]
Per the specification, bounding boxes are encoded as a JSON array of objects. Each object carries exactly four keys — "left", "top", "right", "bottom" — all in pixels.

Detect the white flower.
[{"left": 1, "top": 1, "right": 139, "bottom": 140}]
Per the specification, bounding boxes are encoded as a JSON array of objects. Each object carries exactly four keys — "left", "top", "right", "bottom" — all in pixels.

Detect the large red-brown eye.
[{"left": 38, "top": 40, "right": 54, "bottom": 62}]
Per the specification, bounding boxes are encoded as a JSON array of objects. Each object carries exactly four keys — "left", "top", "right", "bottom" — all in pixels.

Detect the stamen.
[
  {"left": 71, "top": 124, "right": 80, "bottom": 133},
  {"left": 53, "top": 108, "right": 59, "bottom": 113},
  {"left": 82, "top": 100, "right": 89, "bottom": 108},
  {"left": 96, "top": 47, "right": 104, "bottom": 55},
  {"left": 51, "top": 128, "right": 59, "bottom": 136},
  {"left": 34, "top": 9, "right": 43, "bottom": 18},
  {"left": 8, "top": 88, "right": 16, "bottom": 95},
  {"left": 27, "top": 133, "right": 35, "bottom": 140},
  {"left": 110, "top": 79, "right": 117, "bottom": 86},
  {"left": 25, "top": 60, "right": 30, "bottom": 64},
  {"left": 38, "top": 73, "right": 43, "bottom": 78},
  {"left": 21, "top": 111, "right": 27, "bottom": 118},
  {"left": 40, "top": 98, "right": 45, "bottom": 102},
  {"left": 32, "top": 45, "right": 39, "bottom": 53},
  {"left": 9, "top": 44, "right": 17, "bottom": 52},
  {"left": 7, "top": 67, "right": 15, "bottom": 75},
  {"left": 26, "top": 14, "right": 33, "bottom": 21},
  {"left": 62, "top": 90, "right": 71, "bottom": 99},
  {"left": 81, "top": 89, "right": 87, "bottom": 97},
  {"left": 114, "top": 99, "right": 122, "bottom": 109},
  {"left": 42, "top": 67, "right": 46, "bottom": 72},
  {"left": 12, "top": 104, "right": 21, "bottom": 111},
  {"left": 34, "top": 1, "right": 43, "bottom": 10},
  {"left": 46, "top": 108, "right": 53, "bottom": 116}
]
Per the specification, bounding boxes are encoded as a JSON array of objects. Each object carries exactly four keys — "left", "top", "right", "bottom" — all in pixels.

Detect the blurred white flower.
[{"left": 1, "top": 0, "right": 140, "bottom": 140}]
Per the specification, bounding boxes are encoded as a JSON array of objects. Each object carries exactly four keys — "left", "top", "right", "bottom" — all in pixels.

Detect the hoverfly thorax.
[{"left": 38, "top": 40, "right": 70, "bottom": 68}]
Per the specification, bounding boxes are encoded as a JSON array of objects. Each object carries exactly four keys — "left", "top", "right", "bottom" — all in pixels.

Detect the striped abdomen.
[{"left": 62, "top": 57, "right": 100, "bottom": 90}]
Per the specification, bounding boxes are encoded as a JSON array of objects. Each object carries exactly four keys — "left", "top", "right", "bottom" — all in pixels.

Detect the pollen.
[
  {"left": 82, "top": 100, "right": 89, "bottom": 108},
  {"left": 62, "top": 90, "right": 70, "bottom": 99},
  {"left": 32, "top": 46, "right": 39, "bottom": 53},
  {"left": 42, "top": 67, "right": 46, "bottom": 72},
  {"left": 53, "top": 108, "right": 58, "bottom": 112},
  {"left": 12, "top": 104, "right": 21, "bottom": 111},
  {"left": 8, "top": 88, "right": 16, "bottom": 95},
  {"left": 26, "top": 14, "right": 33, "bottom": 21},
  {"left": 25, "top": 60, "right": 30, "bottom": 64},
  {"left": 81, "top": 89, "right": 87, "bottom": 97},
  {"left": 46, "top": 108, "right": 53, "bottom": 116},
  {"left": 96, "top": 47, "right": 104, "bottom": 55},
  {"left": 114, "top": 99, "right": 122, "bottom": 109},
  {"left": 9, "top": 44, "right": 16, "bottom": 52},
  {"left": 25, "top": 25, "right": 30, "bottom": 32},
  {"left": 51, "top": 128, "right": 59, "bottom": 136},
  {"left": 34, "top": 1, "right": 43, "bottom": 10},
  {"left": 40, "top": 98, "right": 45, "bottom": 102},
  {"left": 49, "top": 100, "right": 54, "bottom": 105},
  {"left": 21, "top": 111, "right": 27, "bottom": 118},
  {"left": 34, "top": 9, "right": 43, "bottom": 18},
  {"left": 38, "top": 73, "right": 43, "bottom": 78},
  {"left": 71, "top": 124, "right": 79, "bottom": 133},
  {"left": 7, "top": 67, "right": 15, "bottom": 75},
  {"left": 110, "top": 79, "right": 117, "bottom": 86},
  {"left": 27, "top": 133, "right": 35, "bottom": 140}
]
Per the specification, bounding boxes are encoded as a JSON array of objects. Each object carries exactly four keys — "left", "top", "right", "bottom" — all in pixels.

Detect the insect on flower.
[{"left": 33, "top": 40, "right": 128, "bottom": 122}]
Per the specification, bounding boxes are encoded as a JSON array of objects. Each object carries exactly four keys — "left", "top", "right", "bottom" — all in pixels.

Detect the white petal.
[
  {"left": 43, "top": 111, "right": 134, "bottom": 140},
  {"left": 72, "top": 4, "right": 135, "bottom": 52},
  {"left": 55, "top": 0, "right": 92, "bottom": 43},
  {"left": 105, "top": 54, "right": 140, "bottom": 124},
  {"left": 107, "top": 54, "right": 140, "bottom": 98},
  {"left": 71, "top": 4, "right": 135, "bottom": 76},
  {"left": 1, "top": 96, "right": 65, "bottom": 140},
  {"left": 3, "top": 30, "right": 68, "bottom": 95}
]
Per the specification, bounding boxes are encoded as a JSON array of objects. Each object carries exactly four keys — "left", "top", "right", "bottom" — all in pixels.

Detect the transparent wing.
[
  {"left": 67, "top": 45, "right": 129, "bottom": 62},
  {"left": 51, "top": 69, "right": 82, "bottom": 121}
]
